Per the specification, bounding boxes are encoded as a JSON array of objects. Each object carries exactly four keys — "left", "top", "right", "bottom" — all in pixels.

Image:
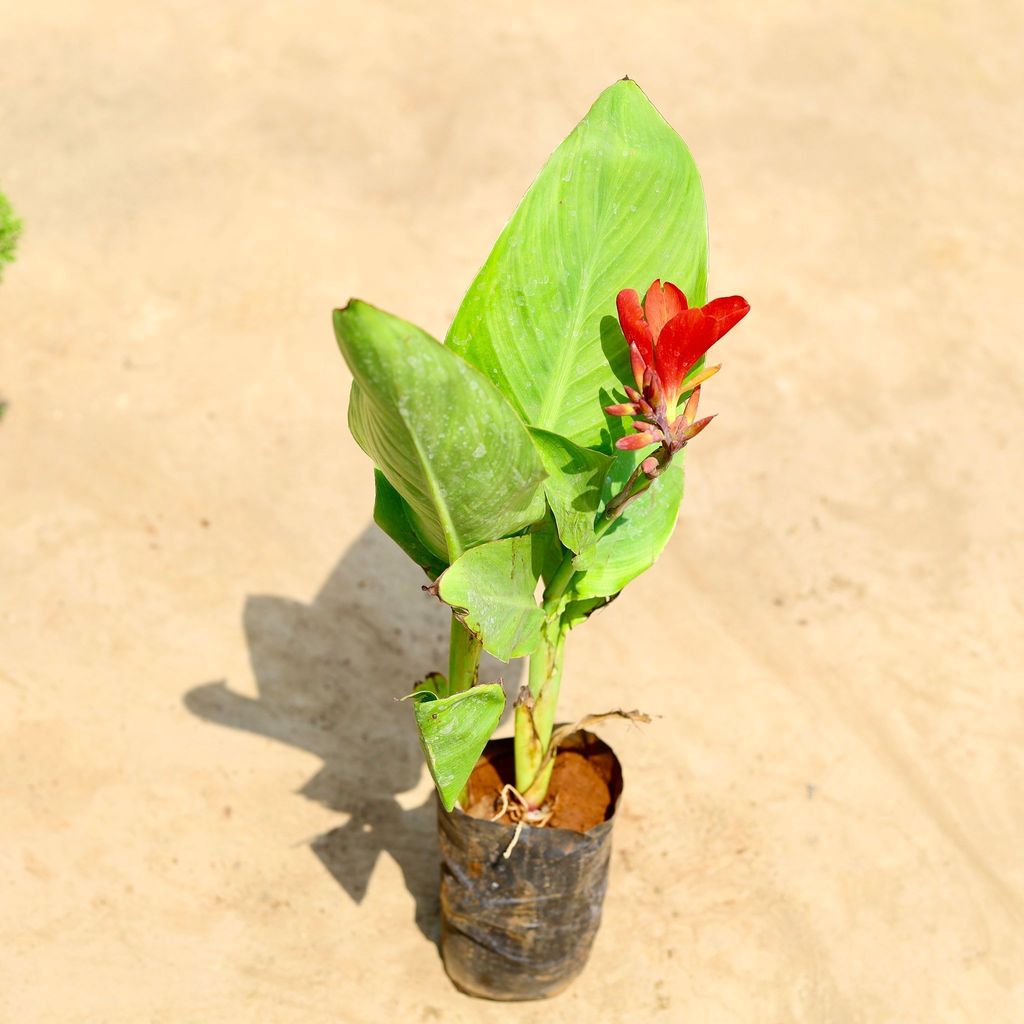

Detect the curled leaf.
[{"left": 412, "top": 683, "right": 506, "bottom": 811}]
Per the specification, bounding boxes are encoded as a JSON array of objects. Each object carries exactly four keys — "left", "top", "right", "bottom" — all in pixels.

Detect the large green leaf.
[
  {"left": 335, "top": 300, "right": 547, "bottom": 562},
  {"left": 407, "top": 681, "right": 506, "bottom": 811},
  {"left": 528, "top": 512, "right": 570, "bottom": 589},
  {"left": 372, "top": 470, "right": 448, "bottom": 579},
  {"left": 528, "top": 427, "right": 613, "bottom": 559},
  {"left": 446, "top": 79, "right": 708, "bottom": 449},
  {"left": 568, "top": 453, "right": 685, "bottom": 600},
  {"left": 436, "top": 535, "right": 545, "bottom": 661},
  {"left": 562, "top": 595, "right": 613, "bottom": 629}
]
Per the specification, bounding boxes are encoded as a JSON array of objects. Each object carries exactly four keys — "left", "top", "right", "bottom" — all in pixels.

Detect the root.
[
  {"left": 490, "top": 783, "right": 556, "bottom": 857},
  {"left": 490, "top": 783, "right": 522, "bottom": 822},
  {"left": 502, "top": 819, "right": 524, "bottom": 859}
]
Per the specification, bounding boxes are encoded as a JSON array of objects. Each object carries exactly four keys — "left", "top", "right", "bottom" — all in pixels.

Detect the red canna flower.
[
  {"left": 616, "top": 281, "right": 749, "bottom": 409},
  {"left": 605, "top": 280, "right": 749, "bottom": 455}
]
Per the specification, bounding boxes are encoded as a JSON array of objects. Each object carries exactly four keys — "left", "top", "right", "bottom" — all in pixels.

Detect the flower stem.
[
  {"left": 513, "top": 445, "right": 671, "bottom": 809},
  {"left": 543, "top": 444, "right": 668, "bottom": 607}
]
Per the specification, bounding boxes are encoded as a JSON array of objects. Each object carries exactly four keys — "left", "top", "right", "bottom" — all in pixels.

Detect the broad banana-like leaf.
[
  {"left": 373, "top": 470, "right": 447, "bottom": 579},
  {"left": 335, "top": 300, "right": 547, "bottom": 563},
  {"left": 528, "top": 427, "right": 613, "bottom": 559},
  {"left": 562, "top": 595, "right": 612, "bottom": 629},
  {"left": 528, "top": 513, "right": 570, "bottom": 588},
  {"left": 436, "top": 535, "right": 545, "bottom": 661},
  {"left": 446, "top": 79, "right": 708, "bottom": 448},
  {"left": 569, "top": 453, "right": 685, "bottom": 600},
  {"left": 408, "top": 681, "right": 505, "bottom": 811}
]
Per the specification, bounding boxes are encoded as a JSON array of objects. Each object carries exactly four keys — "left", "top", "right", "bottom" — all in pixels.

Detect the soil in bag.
[{"left": 437, "top": 730, "right": 623, "bottom": 1001}]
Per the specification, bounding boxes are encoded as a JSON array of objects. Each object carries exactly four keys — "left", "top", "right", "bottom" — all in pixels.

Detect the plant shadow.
[{"left": 184, "top": 524, "right": 520, "bottom": 944}]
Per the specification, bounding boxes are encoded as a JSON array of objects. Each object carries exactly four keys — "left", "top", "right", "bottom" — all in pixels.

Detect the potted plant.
[{"left": 332, "top": 78, "right": 748, "bottom": 1000}]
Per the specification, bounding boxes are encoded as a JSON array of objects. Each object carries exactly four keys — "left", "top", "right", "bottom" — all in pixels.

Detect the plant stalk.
[
  {"left": 448, "top": 615, "right": 483, "bottom": 811},
  {"left": 520, "top": 628, "right": 565, "bottom": 805},
  {"left": 447, "top": 615, "right": 481, "bottom": 697},
  {"left": 514, "top": 623, "right": 565, "bottom": 804},
  {"left": 511, "top": 445, "right": 671, "bottom": 808}
]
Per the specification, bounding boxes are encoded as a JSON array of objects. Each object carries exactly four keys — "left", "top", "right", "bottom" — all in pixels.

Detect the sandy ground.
[{"left": 2, "top": 2, "right": 1023, "bottom": 1021}]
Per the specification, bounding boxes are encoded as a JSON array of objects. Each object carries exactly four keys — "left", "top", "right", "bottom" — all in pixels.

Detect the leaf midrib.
[
  {"left": 357, "top": 376, "right": 464, "bottom": 563},
  {"left": 406, "top": 415, "right": 463, "bottom": 563},
  {"left": 536, "top": 250, "right": 596, "bottom": 430},
  {"left": 532, "top": 141, "right": 665, "bottom": 434}
]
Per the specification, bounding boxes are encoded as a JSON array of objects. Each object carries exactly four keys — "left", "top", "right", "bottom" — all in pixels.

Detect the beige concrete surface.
[{"left": 2, "top": 2, "right": 1023, "bottom": 1021}]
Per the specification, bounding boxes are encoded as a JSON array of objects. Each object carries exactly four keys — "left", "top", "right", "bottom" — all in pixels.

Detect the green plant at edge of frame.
[{"left": 0, "top": 191, "right": 22, "bottom": 282}]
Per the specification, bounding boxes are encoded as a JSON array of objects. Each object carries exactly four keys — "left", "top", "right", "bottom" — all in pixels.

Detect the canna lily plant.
[{"left": 333, "top": 79, "right": 748, "bottom": 815}]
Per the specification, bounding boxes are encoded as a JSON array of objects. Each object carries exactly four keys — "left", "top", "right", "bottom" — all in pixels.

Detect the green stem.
[
  {"left": 514, "top": 622, "right": 565, "bottom": 805},
  {"left": 531, "top": 652, "right": 563, "bottom": 764},
  {"left": 448, "top": 615, "right": 483, "bottom": 811},
  {"left": 542, "top": 554, "right": 578, "bottom": 611},
  {"left": 521, "top": 629, "right": 565, "bottom": 806},
  {"left": 513, "top": 700, "right": 542, "bottom": 802},
  {"left": 447, "top": 615, "right": 481, "bottom": 697},
  {"left": 541, "top": 449, "right": 662, "bottom": 613},
  {"left": 512, "top": 447, "right": 668, "bottom": 808}
]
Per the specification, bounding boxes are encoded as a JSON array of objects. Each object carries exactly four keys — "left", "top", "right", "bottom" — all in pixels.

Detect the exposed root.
[
  {"left": 501, "top": 819, "right": 524, "bottom": 859},
  {"left": 524, "top": 802, "right": 556, "bottom": 829},
  {"left": 490, "top": 783, "right": 523, "bottom": 822},
  {"left": 490, "top": 783, "right": 556, "bottom": 857}
]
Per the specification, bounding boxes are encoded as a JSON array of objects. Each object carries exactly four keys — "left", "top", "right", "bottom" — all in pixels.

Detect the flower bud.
[{"left": 616, "top": 433, "right": 658, "bottom": 451}]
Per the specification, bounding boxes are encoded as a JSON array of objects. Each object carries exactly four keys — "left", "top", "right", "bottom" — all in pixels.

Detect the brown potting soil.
[{"left": 461, "top": 739, "right": 616, "bottom": 833}]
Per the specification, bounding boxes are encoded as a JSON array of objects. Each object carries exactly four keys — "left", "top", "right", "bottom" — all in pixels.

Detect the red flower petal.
[
  {"left": 655, "top": 296, "right": 749, "bottom": 405},
  {"left": 654, "top": 308, "right": 715, "bottom": 406},
  {"left": 643, "top": 280, "right": 687, "bottom": 341},
  {"left": 702, "top": 296, "right": 751, "bottom": 339},
  {"left": 616, "top": 289, "right": 654, "bottom": 369}
]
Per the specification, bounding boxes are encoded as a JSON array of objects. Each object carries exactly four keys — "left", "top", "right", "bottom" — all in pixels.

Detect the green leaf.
[
  {"left": 446, "top": 79, "right": 708, "bottom": 448},
  {"left": 373, "top": 470, "right": 448, "bottom": 579},
  {"left": 335, "top": 300, "right": 547, "bottom": 563},
  {"left": 562, "top": 596, "right": 612, "bottom": 629},
  {"left": 528, "top": 427, "right": 613, "bottom": 557},
  {"left": 402, "top": 672, "right": 447, "bottom": 701},
  {"left": 528, "top": 513, "right": 570, "bottom": 588},
  {"left": 569, "top": 453, "right": 686, "bottom": 600},
  {"left": 412, "top": 683, "right": 505, "bottom": 811},
  {"left": 436, "top": 535, "right": 545, "bottom": 661}
]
